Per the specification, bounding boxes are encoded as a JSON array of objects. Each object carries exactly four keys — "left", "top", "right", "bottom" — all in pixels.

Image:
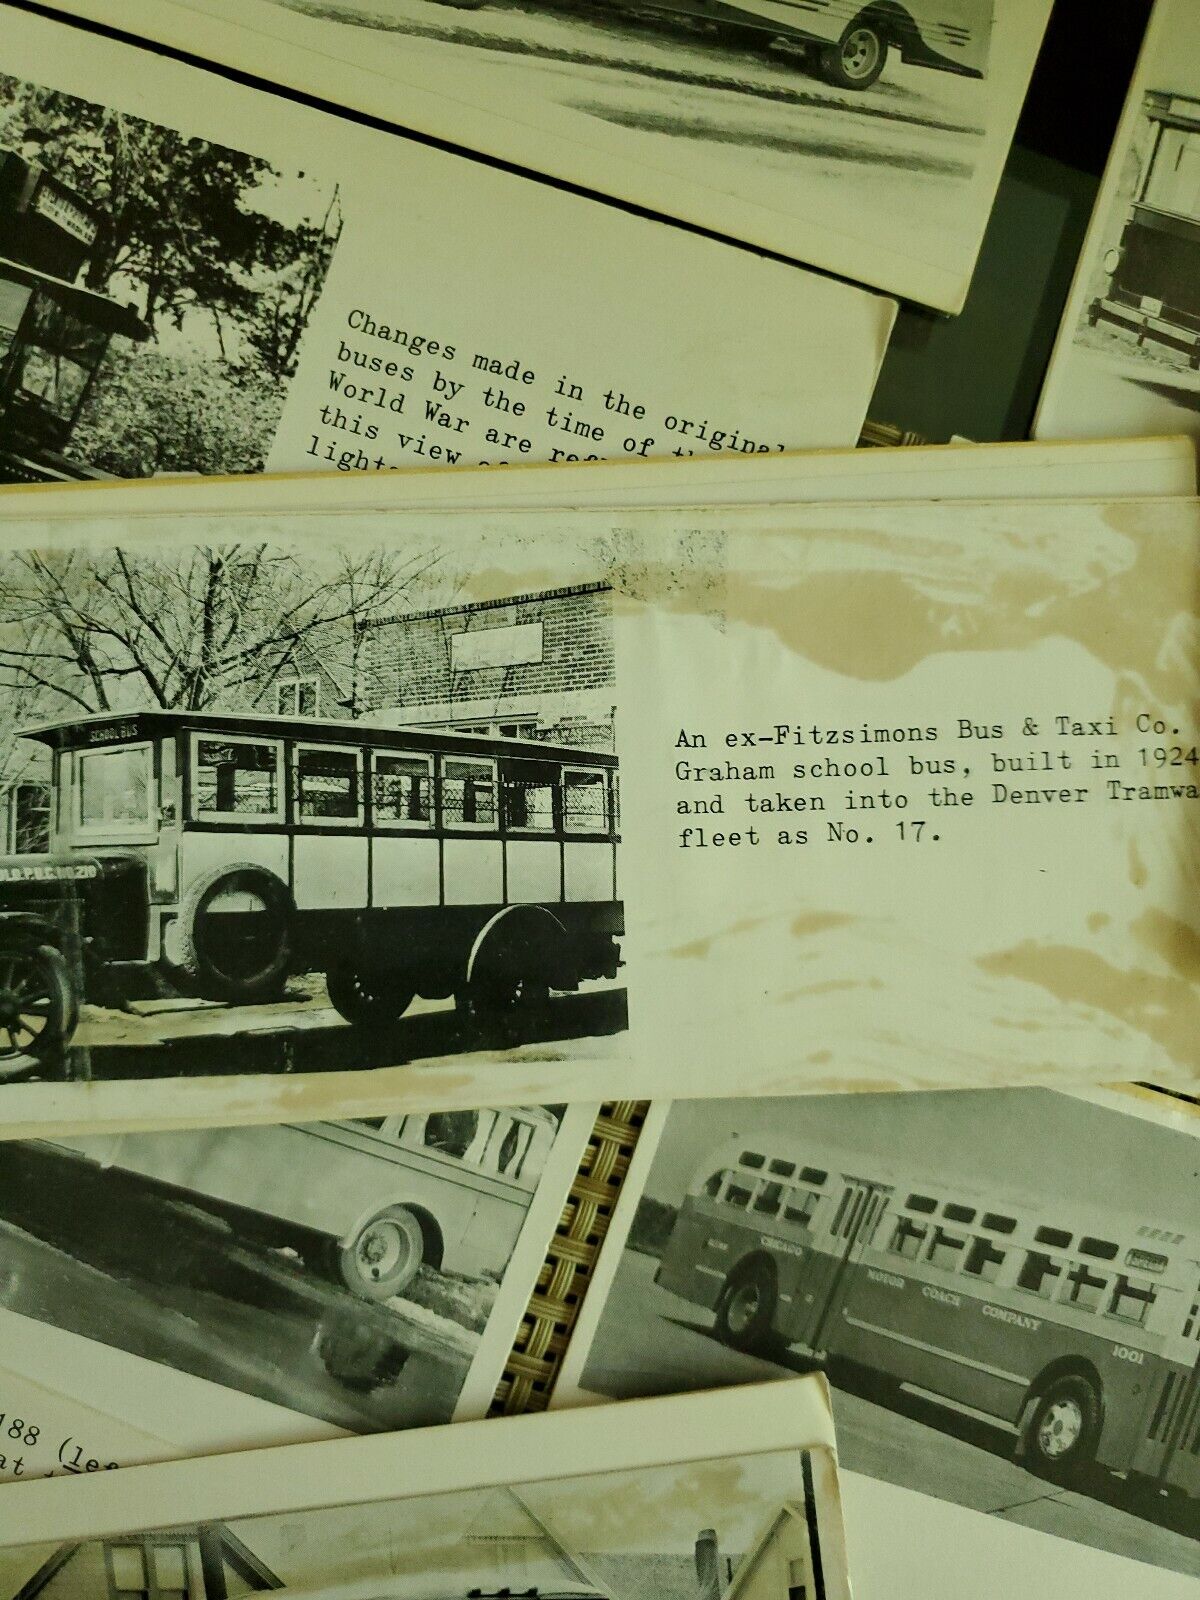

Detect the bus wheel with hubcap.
[
  {"left": 335, "top": 1206, "right": 425, "bottom": 1302},
  {"left": 325, "top": 964, "right": 414, "bottom": 1028},
  {"left": 167, "top": 864, "right": 291, "bottom": 1003},
  {"left": 715, "top": 1260, "right": 779, "bottom": 1355},
  {"left": 0, "top": 944, "right": 76, "bottom": 1061},
  {"left": 1027, "top": 1375, "right": 1101, "bottom": 1480},
  {"left": 818, "top": 20, "right": 887, "bottom": 89}
]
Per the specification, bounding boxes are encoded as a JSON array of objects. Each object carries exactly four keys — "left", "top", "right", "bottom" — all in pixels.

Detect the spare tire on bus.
[{"left": 165, "top": 863, "right": 292, "bottom": 1003}]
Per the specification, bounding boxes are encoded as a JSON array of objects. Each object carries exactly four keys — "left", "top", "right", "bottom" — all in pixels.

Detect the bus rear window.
[{"left": 194, "top": 738, "right": 280, "bottom": 817}]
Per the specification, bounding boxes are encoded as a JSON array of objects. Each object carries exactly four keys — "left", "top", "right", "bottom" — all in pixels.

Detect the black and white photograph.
[
  {"left": 0, "top": 1101, "right": 593, "bottom": 1458},
  {"left": 40, "top": 0, "right": 1053, "bottom": 311},
  {"left": 0, "top": 529, "right": 626, "bottom": 1092},
  {"left": 0, "top": 1383, "right": 848, "bottom": 1600},
  {"left": 559, "top": 1088, "right": 1200, "bottom": 1579},
  {"left": 0, "top": 73, "right": 342, "bottom": 485},
  {"left": 1036, "top": 0, "right": 1200, "bottom": 441}
]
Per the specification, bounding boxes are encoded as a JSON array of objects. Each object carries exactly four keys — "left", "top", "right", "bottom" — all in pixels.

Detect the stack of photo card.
[{"left": 0, "top": 3, "right": 1198, "bottom": 1598}]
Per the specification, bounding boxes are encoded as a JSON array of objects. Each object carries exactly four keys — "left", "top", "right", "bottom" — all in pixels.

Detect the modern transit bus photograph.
[{"left": 566, "top": 1085, "right": 1200, "bottom": 1579}]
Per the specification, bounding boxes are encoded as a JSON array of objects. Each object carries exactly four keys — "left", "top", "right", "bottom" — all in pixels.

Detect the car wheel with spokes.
[{"left": 0, "top": 944, "right": 77, "bottom": 1062}]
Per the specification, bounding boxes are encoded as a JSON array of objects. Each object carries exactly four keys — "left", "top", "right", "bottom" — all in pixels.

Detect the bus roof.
[
  {"left": 0, "top": 255, "right": 150, "bottom": 340},
  {"left": 19, "top": 708, "right": 617, "bottom": 766},
  {"left": 695, "top": 1131, "right": 1198, "bottom": 1262}
]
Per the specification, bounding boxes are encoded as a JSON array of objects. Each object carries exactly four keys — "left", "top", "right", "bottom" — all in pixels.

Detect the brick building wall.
[{"left": 358, "top": 583, "right": 615, "bottom": 751}]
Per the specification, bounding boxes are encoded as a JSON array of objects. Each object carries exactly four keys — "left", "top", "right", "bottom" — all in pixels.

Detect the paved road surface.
[
  {"left": 0, "top": 1144, "right": 474, "bottom": 1432},
  {"left": 579, "top": 1250, "right": 1200, "bottom": 1576}
]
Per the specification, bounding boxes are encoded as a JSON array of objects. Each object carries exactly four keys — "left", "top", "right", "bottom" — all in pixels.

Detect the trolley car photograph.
[{"left": 0, "top": 708, "right": 624, "bottom": 1073}]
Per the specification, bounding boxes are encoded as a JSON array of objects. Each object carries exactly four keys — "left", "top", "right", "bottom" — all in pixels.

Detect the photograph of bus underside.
[{"left": 0, "top": 710, "right": 625, "bottom": 1078}]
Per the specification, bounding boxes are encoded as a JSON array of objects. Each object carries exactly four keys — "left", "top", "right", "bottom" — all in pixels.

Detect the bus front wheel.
[
  {"left": 715, "top": 1260, "right": 780, "bottom": 1356},
  {"left": 0, "top": 943, "right": 77, "bottom": 1061},
  {"left": 817, "top": 20, "right": 887, "bottom": 89},
  {"left": 326, "top": 964, "right": 414, "bottom": 1028},
  {"left": 334, "top": 1206, "right": 425, "bottom": 1302},
  {"left": 1026, "top": 1375, "right": 1101, "bottom": 1481}
]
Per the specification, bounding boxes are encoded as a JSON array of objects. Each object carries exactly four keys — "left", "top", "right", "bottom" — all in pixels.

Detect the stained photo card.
[
  {"left": 0, "top": 1102, "right": 596, "bottom": 1482},
  {"left": 0, "top": 5, "right": 892, "bottom": 491},
  {"left": 35, "top": 0, "right": 1051, "bottom": 312},
  {"left": 0, "top": 1379, "right": 850, "bottom": 1600},
  {"left": 1, "top": 494, "right": 1199, "bottom": 1133},
  {"left": 1036, "top": 0, "right": 1200, "bottom": 444},
  {"left": 553, "top": 1086, "right": 1200, "bottom": 1588}
]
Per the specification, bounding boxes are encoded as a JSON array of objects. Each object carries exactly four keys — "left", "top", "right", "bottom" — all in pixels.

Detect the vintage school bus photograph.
[
  {"left": 0, "top": 536, "right": 626, "bottom": 1088},
  {"left": 0, "top": 1102, "right": 589, "bottom": 1438},
  {"left": 568, "top": 1088, "right": 1200, "bottom": 1578},
  {"left": 0, "top": 71, "right": 341, "bottom": 484}
]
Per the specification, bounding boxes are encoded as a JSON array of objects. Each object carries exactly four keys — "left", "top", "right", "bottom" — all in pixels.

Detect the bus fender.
[
  {"left": 0, "top": 910, "right": 63, "bottom": 954},
  {"left": 1014, "top": 1357, "right": 1106, "bottom": 1461},
  {"left": 466, "top": 904, "right": 571, "bottom": 991}
]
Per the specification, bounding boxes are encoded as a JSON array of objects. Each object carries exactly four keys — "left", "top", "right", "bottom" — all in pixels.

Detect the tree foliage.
[
  {"left": 0, "top": 543, "right": 442, "bottom": 717},
  {"left": 0, "top": 74, "right": 341, "bottom": 371}
]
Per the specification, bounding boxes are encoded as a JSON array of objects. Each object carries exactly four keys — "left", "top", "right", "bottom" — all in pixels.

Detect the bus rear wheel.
[
  {"left": 715, "top": 1260, "right": 780, "bottom": 1355},
  {"left": 326, "top": 964, "right": 414, "bottom": 1028},
  {"left": 818, "top": 20, "right": 887, "bottom": 89},
  {"left": 334, "top": 1205, "right": 425, "bottom": 1302},
  {"left": 1026, "top": 1375, "right": 1101, "bottom": 1481}
]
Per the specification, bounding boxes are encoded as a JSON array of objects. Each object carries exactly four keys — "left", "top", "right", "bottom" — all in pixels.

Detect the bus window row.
[
  {"left": 701, "top": 1164, "right": 828, "bottom": 1230},
  {"left": 885, "top": 1208, "right": 1164, "bottom": 1328},
  {"left": 75, "top": 734, "right": 616, "bottom": 836}
]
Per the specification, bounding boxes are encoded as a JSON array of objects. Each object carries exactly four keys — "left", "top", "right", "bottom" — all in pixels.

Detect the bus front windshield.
[{"left": 77, "top": 744, "right": 154, "bottom": 831}]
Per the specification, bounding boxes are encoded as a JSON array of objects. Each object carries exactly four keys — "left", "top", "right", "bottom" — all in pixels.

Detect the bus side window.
[
  {"left": 1184, "top": 1299, "right": 1200, "bottom": 1340},
  {"left": 963, "top": 1236, "right": 1006, "bottom": 1283},
  {"left": 701, "top": 1170, "right": 724, "bottom": 1199},
  {"left": 374, "top": 753, "right": 432, "bottom": 825},
  {"left": 193, "top": 736, "right": 282, "bottom": 818},
  {"left": 502, "top": 765, "right": 557, "bottom": 832},
  {"left": 1108, "top": 1275, "right": 1157, "bottom": 1326},
  {"left": 563, "top": 768, "right": 610, "bottom": 834},
  {"left": 1059, "top": 1261, "right": 1109, "bottom": 1313},
  {"left": 442, "top": 756, "right": 497, "bottom": 828},
  {"left": 422, "top": 1109, "right": 480, "bottom": 1160},
  {"left": 888, "top": 1216, "right": 927, "bottom": 1261},
  {"left": 295, "top": 746, "right": 362, "bottom": 822},
  {"left": 724, "top": 1176, "right": 755, "bottom": 1209},
  {"left": 926, "top": 1226, "right": 968, "bottom": 1272},
  {"left": 1016, "top": 1251, "right": 1062, "bottom": 1298},
  {"left": 783, "top": 1189, "right": 819, "bottom": 1227},
  {"left": 752, "top": 1180, "right": 785, "bottom": 1218}
]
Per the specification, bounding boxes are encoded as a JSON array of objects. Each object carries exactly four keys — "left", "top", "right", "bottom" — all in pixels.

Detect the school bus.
[
  {"left": 0, "top": 708, "right": 621, "bottom": 1061},
  {"left": 43, "top": 1105, "right": 560, "bottom": 1301},
  {"left": 656, "top": 1135, "right": 1200, "bottom": 1495}
]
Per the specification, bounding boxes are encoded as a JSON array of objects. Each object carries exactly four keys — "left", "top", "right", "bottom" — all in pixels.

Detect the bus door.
[
  {"left": 1130, "top": 1275, "right": 1200, "bottom": 1498},
  {"left": 795, "top": 1177, "right": 892, "bottom": 1356}
]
